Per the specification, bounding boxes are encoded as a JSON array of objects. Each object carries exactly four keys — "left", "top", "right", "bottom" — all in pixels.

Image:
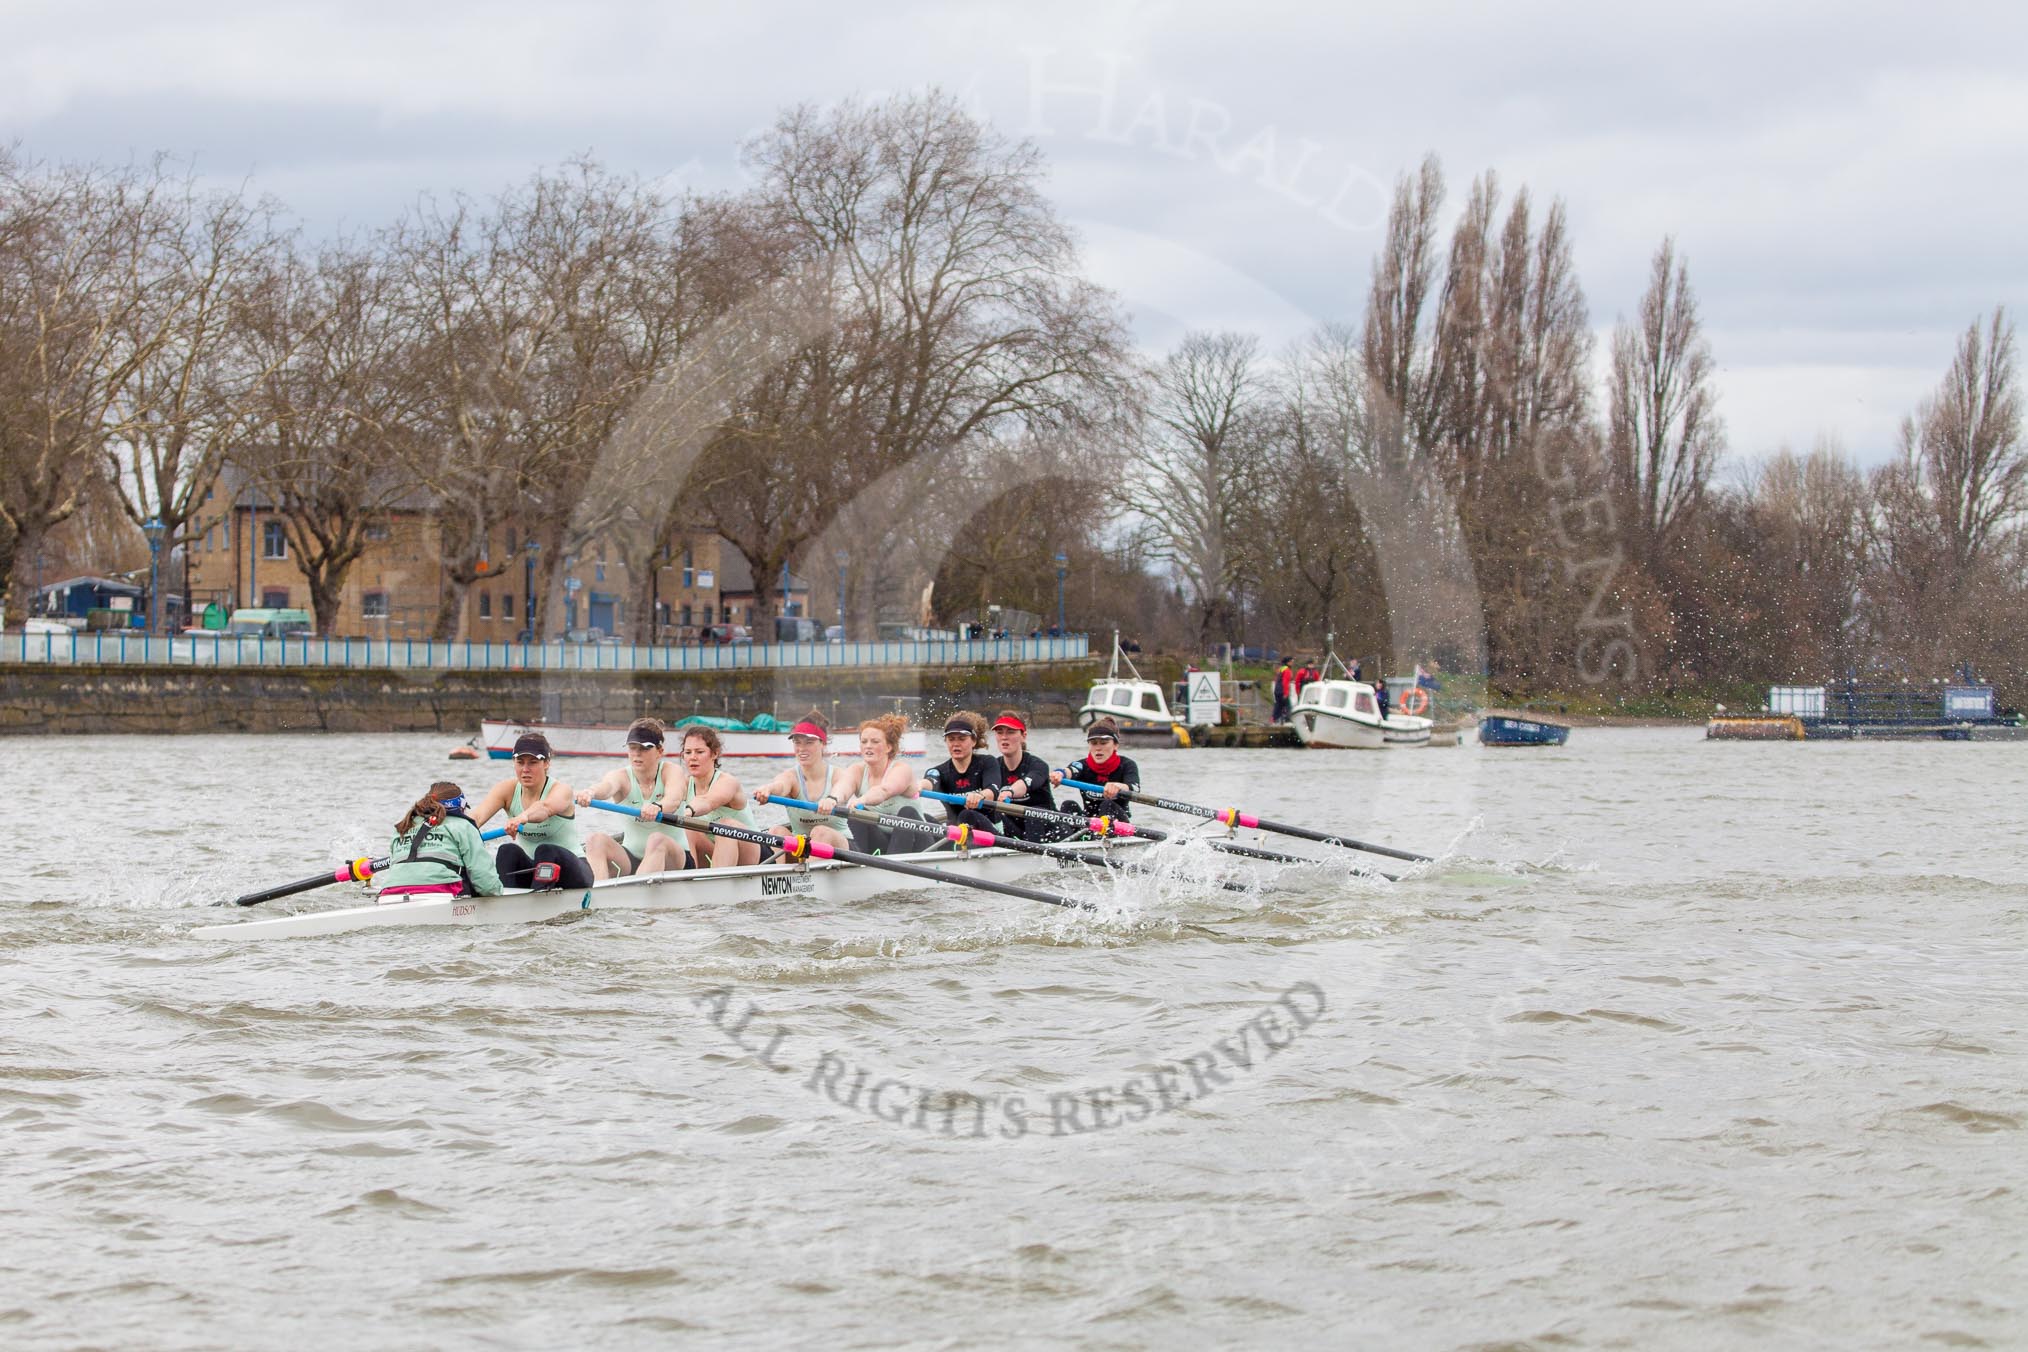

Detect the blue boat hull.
[{"left": 1478, "top": 715, "right": 1570, "bottom": 747}]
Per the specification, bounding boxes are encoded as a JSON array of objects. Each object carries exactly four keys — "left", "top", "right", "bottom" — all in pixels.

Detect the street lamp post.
[
  {"left": 1054, "top": 551, "right": 1068, "bottom": 635},
  {"left": 834, "top": 549, "right": 848, "bottom": 635},
  {"left": 143, "top": 517, "right": 166, "bottom": 633},
  {"left": 524, "top": 540, "right": 539, "bottom": 641}
]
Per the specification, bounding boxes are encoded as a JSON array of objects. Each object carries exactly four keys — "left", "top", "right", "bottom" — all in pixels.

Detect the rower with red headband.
[
  {"left": 981, "top": 709, "right": 1054, "bottom": 843},
  {"left": 751, "top": 714, "right": 852, "bottom": 853}
]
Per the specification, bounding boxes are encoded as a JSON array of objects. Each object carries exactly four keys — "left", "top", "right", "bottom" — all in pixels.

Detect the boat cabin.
[
  {"left": 1298, "top": 680, "right": 1379, "bottom": 719},
  {"left": 1083, "top": 678, "right": 1174, "bottom": 723}
]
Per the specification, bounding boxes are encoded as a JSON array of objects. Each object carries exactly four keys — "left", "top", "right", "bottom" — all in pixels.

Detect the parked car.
[
  {"left": 773, "top": 616, "right": 824, "bottom": 643},
  {"left": 699, "top": 624, "right": 752, "bottom": 645},
  {"left": 225, "top": 607, "right": 313, "bottom": 638},
  {"left": 824, "top": 624, "right": 845, "bottom": 643}
]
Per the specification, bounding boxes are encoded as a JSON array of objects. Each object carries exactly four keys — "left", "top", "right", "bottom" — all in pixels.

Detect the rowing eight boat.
[{"left": 192, "top": 836, "right": 1151, "bottom": 941}]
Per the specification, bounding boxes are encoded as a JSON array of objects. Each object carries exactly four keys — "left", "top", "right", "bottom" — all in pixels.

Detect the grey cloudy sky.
[{"left": 9, "top": 0, "right": 2025, "bottom": 466}]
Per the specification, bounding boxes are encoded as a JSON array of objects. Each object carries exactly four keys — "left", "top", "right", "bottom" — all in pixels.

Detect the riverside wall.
[{"left": 0, "top": 661, "right": 1104, "bottom": 738}]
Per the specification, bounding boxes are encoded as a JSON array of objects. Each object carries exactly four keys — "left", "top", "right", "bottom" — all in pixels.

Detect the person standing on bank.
[
  {"left": 983, "top": 710, "right": 1053, "bottom": 843},
  {"left": 1272, "top": 661, "right": 1294, "bottom": 722},
  {"left": 572, "top": 718, "right": 691, "bottom": 878},
  {"left": 920, "top": 712, "right": 998, "bottom": 835},
  {"left": 373, "top": 781, "right": 504, "bottom": 901},
  {"left": 1049, "top": 719, "right": 1139, "bottom": 835},
  {"left": 752, "top": 716, "right": 851, "bottom": 853},
  {"left": 470, "top": 732, "right": 596, "bottom": 890}
]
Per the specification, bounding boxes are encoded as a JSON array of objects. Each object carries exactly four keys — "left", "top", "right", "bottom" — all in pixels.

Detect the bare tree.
[
  {"left": 1901, "top": 309, "right": 2023, "bottom": 574},
  {"left": 103, "top": 172, "right": 292, "bottom": 628},
  {"left": 1607, "top": 237, "right": 1723, "bottom": 568},
  {"left": 0, "top": 154, "right": 171, "bottom": 621},
  {"left": 235, "top": 243, "right": 433, "bottom": 633},
  {"left": 1123, "top": 331, "right": 1272, "bottom": 642}
]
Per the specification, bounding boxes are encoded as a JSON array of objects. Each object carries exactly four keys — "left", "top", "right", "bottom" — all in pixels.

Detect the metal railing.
[{"left": 0, "top": 630, "right": 1090, "bottom": 672}]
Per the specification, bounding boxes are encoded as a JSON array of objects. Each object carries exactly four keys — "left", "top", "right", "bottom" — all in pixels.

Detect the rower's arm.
[
  {"left": 469, "top": 781, "right": 513, "bottom": 825},
  {"left": 522, "top": 780, "right": 573, "bottom": 823},
  {"left": 687, "top": 771, "right": 742, "bottom": 814},
  {"left": 460, "top": 820, "right": 505, "bottom": 896}
]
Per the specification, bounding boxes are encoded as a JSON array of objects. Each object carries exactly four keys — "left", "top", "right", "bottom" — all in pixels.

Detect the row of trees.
[
  {"left": 1126, "top": 156, "right": 2024, "bottom": 688},
  {"left": 3, "top": 114, "right": 2022, "bottom": 688}
]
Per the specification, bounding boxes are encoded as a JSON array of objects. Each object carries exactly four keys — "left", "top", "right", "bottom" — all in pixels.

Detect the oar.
[
  {"left": 230, "top": 826, "right": 510, "bottom": 907},
  {"left": 585, "top": 799, "right": 1092, "bottom": 912},
  {"left": 1059, "top": 777, "right": 1431, "bottom": 863},
  {"left": 921, "top": 789, "right": 1396, "bottom": 879},
  {"left": 769, "top": 796, "right": 1254, "bottom": 894}
]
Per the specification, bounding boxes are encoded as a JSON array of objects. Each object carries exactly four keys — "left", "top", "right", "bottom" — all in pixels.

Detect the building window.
[
  {"left": 261, "top": 588, "right": 289, "bottom": 608},
  {"left": 365, "top": 519, "right": 390, "bottom": 541},
  {"left": 595, "top": 561, "right": 605, "bottom": 582},
  {"left": 679, "top": 603, "right": 692, "bottom": 628},
  {"left": 480, "top": 592, "right": 493, "bottom": 619},
  {"left": 503, "top": 593, "right": 516, "bottom": 620},
  {"left": 262, "top": 521, "right": 287, "bottom": 560},
  {"left": 362, "top": 591, "right": 389, "bottom": 619}
]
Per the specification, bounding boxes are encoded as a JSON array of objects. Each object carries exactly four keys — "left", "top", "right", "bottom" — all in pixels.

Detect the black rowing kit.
[{"left": 1057, "top": 753, "right": 1140, "bottom": 821}]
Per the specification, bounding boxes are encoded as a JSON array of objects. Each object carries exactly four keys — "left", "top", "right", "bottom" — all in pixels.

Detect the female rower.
[
  {"left": 572, "top": 718, "right": 691, "bottom": 877},
  {"left": 822, "top": 713, "right": 925, "bottom": 854},
  {"left": 468, "top": 732, "right": 596, "bottom": 890},
  {"left": 751, "top": 715, "right": 851, "bottom": 853},
  {"left": 920, "top": 711, "right": 998, "bottom": 834},
  {"left": 673, "top": 726, "right": 763, "bottom": 868},
  {"left": 372, "top": 781, "right": 503, "bottom": 901},
  {"left": 1048, "top": 717, "right": 1139, "bottom": 840},
  {"left": 983, "top": 710, "right": 1053, "bottom": 842}
]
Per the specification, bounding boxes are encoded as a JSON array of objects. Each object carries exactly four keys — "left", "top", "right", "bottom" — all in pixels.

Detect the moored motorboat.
[
  {"left": 480, "top": 717, "right": 926, "bottom": 760},
  {"left": 1290, "top": 655, "right": 1432, "bottom": 749},
  {"left": 194, "top": 836, "right": 1152, "bottom": 941},
  {"left": 1477, "top": 708, "right": 1573, "bottom": 747},
  {"left": 1077, "top": 633, "right": 1189, "bottom": 746}
]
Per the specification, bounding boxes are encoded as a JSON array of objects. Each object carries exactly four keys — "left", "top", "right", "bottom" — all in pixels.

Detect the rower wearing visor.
[
  {"left": 752, "top": 717, "right": 852, "bottom": 853},
  {"left": 1049, "top": 718, "right": 1139, "bottom": 839},
  {"left": 920, "top": 711, "right": 998, "bottom": 834},
  {"left": 468, "top": 731, "right": 596, "bottom": 890},
  {"left": 573, "top": 718, "right": 693, "bottom": 877}
]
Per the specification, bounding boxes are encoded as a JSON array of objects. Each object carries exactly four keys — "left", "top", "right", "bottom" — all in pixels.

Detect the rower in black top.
[
  {"left": 920, "top": 713, "right": 999, "bottom": 833},
  {"left": 1049, "top": 718, "right": 1139, "bottom": 835},
  {"left": 983, "top": 709, "right": 1054, "bottom": 843}
]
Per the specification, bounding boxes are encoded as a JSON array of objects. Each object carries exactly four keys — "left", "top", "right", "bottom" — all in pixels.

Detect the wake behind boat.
[
  {"left": 481, "top": 717, "right": 927, "bottom": 760},
  {"left": 193, "top": 836, "right": 1150, "bottom": 940}
]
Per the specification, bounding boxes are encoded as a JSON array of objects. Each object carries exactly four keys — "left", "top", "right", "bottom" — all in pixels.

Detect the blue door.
[{"left": 589, "top": 593, "right": 617, "bottom": 636}]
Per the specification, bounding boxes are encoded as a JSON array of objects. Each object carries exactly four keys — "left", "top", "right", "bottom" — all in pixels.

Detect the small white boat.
[
  {"left": 193, "top": 837, "right": 1150, "bottom": 941},
  {"left": 481, "top": 718, "right": 927, "bottom": 760},
  {"left": 1291, "top": 655, "right": 1433, "bottom": 749},
  {"left": 1077, "top": 633, "right": 1189, "bottom": 746}
]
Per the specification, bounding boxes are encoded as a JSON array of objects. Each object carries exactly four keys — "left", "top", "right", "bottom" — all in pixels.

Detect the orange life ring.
[{"left": 1399, "top": 688, "right": 1430, "bottom": 717}]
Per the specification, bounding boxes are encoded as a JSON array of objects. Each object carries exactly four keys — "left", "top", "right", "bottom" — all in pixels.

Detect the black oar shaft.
[
  {"left": 1122, "top": 789, "right": 1432, "bottom": 864},
  {"left": 232, "top": 856, "right": 384, "bottom": 907}
]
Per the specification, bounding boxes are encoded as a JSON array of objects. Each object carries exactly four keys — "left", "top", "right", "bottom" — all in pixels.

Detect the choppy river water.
[{"left": 2, "top": 728, "right": 2023, "bottom": 1349}]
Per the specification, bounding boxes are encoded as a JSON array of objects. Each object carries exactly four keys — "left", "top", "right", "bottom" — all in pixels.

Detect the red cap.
[
  {"left": 990, "top": 714, "right": 1027, "bottom": 733},
  {"left": 788, "top": 720, "right": 828, "bottom": 742}
]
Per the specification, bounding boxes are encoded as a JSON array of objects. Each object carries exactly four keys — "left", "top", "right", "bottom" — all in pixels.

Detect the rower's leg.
[
  {"left": 495, "top": 841, "right": 535, "bottom": 888},
  {"left": 532, "top": 844, "right": 594, "bottom": 890},
  {"left": 583, "top": 831, "right": 625, "bottom": 880},
  {"left": 637, "top": 834, "right": 688, "bottom": 876}
]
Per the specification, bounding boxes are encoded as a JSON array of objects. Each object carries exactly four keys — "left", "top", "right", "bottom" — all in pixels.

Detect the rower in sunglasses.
[
  {"left": 573, "top": 718, "right": 693, "bottom": 877},
  {"left": 467, "top": 731, "right": 597, "bottom": 890}
]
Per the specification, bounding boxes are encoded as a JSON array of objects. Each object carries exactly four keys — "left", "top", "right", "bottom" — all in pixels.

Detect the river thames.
[{"left": 3, "top": 728, "right": 2021, "bottom": 1348}]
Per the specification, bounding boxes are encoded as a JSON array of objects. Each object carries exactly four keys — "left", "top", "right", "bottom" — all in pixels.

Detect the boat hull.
[
  {"left": 194, "top": 838, "right": 1148, "bottom": 941},
  {"left": 482, "top": 719, "right": 927, "bottom": 760},
  {"left": 1477, "top": 712, "right": 1572, "bottom": 747}
]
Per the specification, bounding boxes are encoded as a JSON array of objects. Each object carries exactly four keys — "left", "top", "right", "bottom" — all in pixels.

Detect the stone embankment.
[{"left": 0, "top": 662, "right": 1100, "bottom": 737}]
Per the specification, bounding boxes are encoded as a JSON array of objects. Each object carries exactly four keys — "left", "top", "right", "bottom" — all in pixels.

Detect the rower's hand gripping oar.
[
  {"left": 584, "top": 799, "right": 1094, "bottom": 912},
  {"left": 1060, "top": 777, "right": 1432, "bottom": 864},
  {"left": 228, "top": 827, "right": 510, "bottom": 907}
]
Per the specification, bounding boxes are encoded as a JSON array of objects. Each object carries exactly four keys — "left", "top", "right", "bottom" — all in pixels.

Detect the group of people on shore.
[{"left": 370, "top": 710, "right": 1141, "bottom": 902}]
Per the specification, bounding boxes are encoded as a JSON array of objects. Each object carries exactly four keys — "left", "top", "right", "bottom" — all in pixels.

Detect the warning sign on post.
[{"left": 1187, "top": 671, "right": 1222, "bottom": 725}]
